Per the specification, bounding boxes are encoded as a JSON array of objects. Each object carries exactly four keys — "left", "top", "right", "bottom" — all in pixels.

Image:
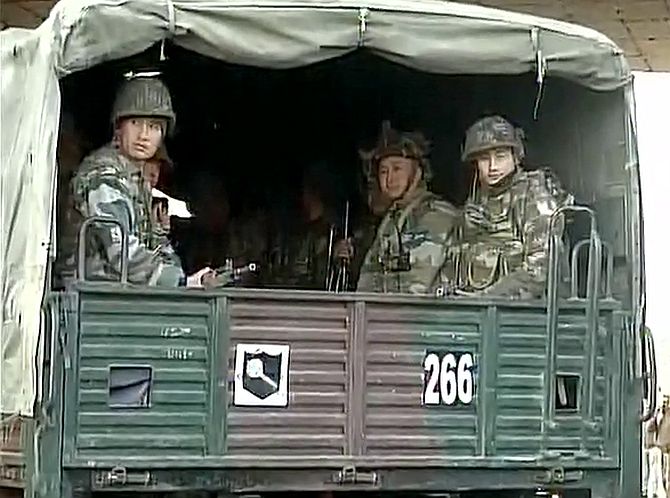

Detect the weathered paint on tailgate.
[
  {"left": 360, "top": 302, "right": 618, "bottom": 463},
  {"left": 364, "top": 303, "right": 481, "bottom": 457},
  {"left": 226, "top": 298, "right": 349, "bottom": 456},
  {"left": 64, "top": 287, "right": 622, "bottom": 474},
  {"left": 68, "top": 292, "right": 214, "bottom": 461}
]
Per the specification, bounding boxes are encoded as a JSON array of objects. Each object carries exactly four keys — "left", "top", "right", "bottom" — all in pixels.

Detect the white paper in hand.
[{"left": 152, "top": 188, "right": 193, "bottom": 218}]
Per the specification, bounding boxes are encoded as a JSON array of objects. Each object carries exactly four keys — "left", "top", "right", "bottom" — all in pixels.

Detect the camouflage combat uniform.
[
  {"left": 266, "top": 213, "right": 333, "bottom": 290},
  {"left": 442, "top": 115, "right": 573, "bottom": 299},
  {"left": 356, "top": 122, "right": 461, "bottom": 294},
  {"left": 56, "top": 76, "right": 184, "bottom": 286},
  {"left": 147, "top": 147, "right": 184, "bottom": 270}
]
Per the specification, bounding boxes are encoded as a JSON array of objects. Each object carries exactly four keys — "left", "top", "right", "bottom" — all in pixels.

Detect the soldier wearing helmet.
[
  {"left": 355, "top": 121, "right": 460, "bottom": 294},
  {"left": 440, "top": 115, "right": 573, "bottom": 298},
  {"left": 56, "top": 75, "right": 214, "bottom": 287}
]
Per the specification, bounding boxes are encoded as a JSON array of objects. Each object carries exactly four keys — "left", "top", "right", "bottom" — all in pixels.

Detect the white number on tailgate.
[{"left": 422, "top": 351, "right": 475, "bottom": 406}]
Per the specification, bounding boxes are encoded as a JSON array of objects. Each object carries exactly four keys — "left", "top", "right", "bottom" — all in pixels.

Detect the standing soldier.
[
  {"left": 356, "top": 121, "right": 460, "bottom": 294},
  {"left": 442, "top": 115, "right": 574, "bottom": 298},
  {"left": 57, "top": 75, "right": 213, "bottom": 287}
]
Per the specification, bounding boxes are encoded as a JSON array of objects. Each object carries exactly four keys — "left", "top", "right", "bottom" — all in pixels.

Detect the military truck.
[{"left": 0, "top": 0, "right": 659, "bottom": 497}]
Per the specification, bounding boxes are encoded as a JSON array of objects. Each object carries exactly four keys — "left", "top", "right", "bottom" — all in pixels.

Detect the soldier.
[
  {"left": 340, "top": 174, "right": 391, "bottom": 288},
  {"left": 56, "top": 75, "right": 213, "bottom": 287},
  {"left": 356, "top": 121, "right": 460, "bottom": 294},
  {"left": 267, "top": 161, "right": 339, "bottom": 290},
  {"left": 144, "top": 146, "right": 190, "bottom": 273},
  {"left": 143, "top": 143, "right": 172, "bottom": 189},
  {"left": 442, "top": 115, "right": 574, "bottom": 298},
  {"left": 178, "top": 171, "right": 267, "bottom": 287}
]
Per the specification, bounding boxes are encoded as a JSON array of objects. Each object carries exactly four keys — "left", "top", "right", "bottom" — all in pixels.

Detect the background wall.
[{"left": 634, "top": 70, "right": 670, "bottom": 396}]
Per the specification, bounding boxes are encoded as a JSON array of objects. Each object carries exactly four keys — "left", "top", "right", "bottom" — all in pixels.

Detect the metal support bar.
[
  {"left": 570, "top": 239, "right": 614, "bottom": 300},
  {"left": 640, "top": 326, "right": 657, "bottom": 422},
  {"left": 544, "top": 205, "right": 602, "bottom": 455},
  {"left": 77, "top": 216, "right": 129, "bottom": 283}
]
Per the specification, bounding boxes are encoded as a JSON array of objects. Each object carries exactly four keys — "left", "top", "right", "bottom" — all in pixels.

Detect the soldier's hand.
[
  {"left": 334, "top": 238, "right": 354, "bottom": 260},
  {"left": 186, "top": 267, "right": 216, "bottom": 288},
  {"left": 201, "top": 270, "right": 220, "bottom": 289},
  {"left": 152, "top": 202, "right": 171, "bottom": 231},
  {"left": 464, "top": 202, "right": 493, "bottom": 231}
]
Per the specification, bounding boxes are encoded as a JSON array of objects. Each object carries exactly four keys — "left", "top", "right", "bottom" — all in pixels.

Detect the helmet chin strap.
[{"left": 396, "top": 163, "right": 423, "bottom": 203}]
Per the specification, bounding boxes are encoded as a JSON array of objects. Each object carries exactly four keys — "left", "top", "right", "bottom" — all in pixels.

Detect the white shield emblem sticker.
[{"left": 234, "top": 343, "right": 290, "bottom": 407}]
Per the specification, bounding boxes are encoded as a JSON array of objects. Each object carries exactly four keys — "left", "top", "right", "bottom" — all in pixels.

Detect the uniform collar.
[{"left": 391, "top": 183, "right": 429, "bottom": 209}]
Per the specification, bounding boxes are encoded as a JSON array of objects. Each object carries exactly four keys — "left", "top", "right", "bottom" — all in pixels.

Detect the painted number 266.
[{"left": 422, "top": 352, "right": 475, "bottom": 406}]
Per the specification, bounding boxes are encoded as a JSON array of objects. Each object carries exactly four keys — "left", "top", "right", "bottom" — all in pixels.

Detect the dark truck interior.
[{"left": 56, "top": 42, "right": 632, "bottom": 302}]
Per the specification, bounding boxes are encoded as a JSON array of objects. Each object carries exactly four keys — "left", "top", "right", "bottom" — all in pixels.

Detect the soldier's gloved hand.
[
  {"left": 464, "top": 202, "right": 493, "bottom": 231},
  {"left": 334, "top": 238, "right": 354, "bottom": 260}
]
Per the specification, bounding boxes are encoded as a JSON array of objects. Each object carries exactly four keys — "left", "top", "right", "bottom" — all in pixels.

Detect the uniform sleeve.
[
  {"left": 404, "top": 202, "right": 461, "bottom": 294},
  {"left": 482, "top": 170, "right": 573, "bottom": 298},
  {"left": 76, "top": 169, "right": 183, "bottom": 286}
]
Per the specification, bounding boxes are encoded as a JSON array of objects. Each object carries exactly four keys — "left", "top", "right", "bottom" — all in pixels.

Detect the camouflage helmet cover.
[
  {"left": 111, "top": 76, "right": 176, "bottom": 135},
  {"left": 461, "top": 115, "right": 525, "bottom": 162},
  {"left": 360, "top": 121, "right": 432, "bottom": 183}
]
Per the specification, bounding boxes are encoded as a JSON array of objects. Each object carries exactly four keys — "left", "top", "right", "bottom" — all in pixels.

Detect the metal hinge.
[
  {"left": 357, "top": 8, "right": 369, "bottom": 47},
  {"left": 333, "top": 465, "right": 379, "bottom": 485},
  {"left": 535, "top": 467, "right": 584, "bottom": 485},
  {"left": 94, "top": 466, "right": 153, "bottom": 488}
]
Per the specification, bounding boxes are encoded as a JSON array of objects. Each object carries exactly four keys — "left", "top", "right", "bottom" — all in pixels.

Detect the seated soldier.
[
  {"left": 144, "top": 146, "right": 191, "bottom": 271},
  {"left": 266, "top": 160, "right": 340, "bottom": 290},
  {"left": 355, "top": 121, "right": 461, "bottom": 294},
  {"left": 178, "top": 171, "right": 266, "bottom": 287},
  {"left": 56, "top": 75, "right": 213, "bottom": 287},
  {"left": 442, "top": 115, "right": 574, "bottom": 299},
  {"left": 345, "top": 181, "right": 390, "bottom": 290}
]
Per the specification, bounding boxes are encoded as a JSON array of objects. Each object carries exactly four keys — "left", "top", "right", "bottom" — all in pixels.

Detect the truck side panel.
[{"left": 67, "top": 293, "right": 213, "bottom": 461}]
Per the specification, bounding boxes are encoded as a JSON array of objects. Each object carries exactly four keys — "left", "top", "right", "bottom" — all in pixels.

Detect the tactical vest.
[{"left": 358, "top": 187, "right": 459, "bottom": 294}]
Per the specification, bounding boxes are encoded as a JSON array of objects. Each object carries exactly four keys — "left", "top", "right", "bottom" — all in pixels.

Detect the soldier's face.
[
  {"left": 378, "top": 156, "right": 418, "bottom": 200},
  {"left": 116, "top": 117, "right": 165, "bottom": 161},
  {"left": 143, "top": 160, "right": 161, "bottom": 188},
  {"left": 473, "top": 147, "right": 516, "bottom": 186},
  {"left": 302, "top": 186, "right": 324, "bottom": 222}
]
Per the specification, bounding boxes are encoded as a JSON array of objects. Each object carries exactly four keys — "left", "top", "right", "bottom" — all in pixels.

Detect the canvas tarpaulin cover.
[{"left": 0, "top": 0, "right": 631, "bottom": 416}]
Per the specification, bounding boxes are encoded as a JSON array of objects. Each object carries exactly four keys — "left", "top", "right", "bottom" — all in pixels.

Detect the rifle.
[{"left": 210, "top": 260, "right": 260, "bottom": 288}]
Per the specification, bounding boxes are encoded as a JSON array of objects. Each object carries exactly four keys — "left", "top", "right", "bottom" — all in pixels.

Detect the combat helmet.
[
  {"left": 461, "top": 115, "right": 525, "bottom": 162},
  {"left": 360, "top": 120, "right": 432, "bottom": 184},
  {"left": 111, "top": 75, "right": 176, "bottom": 135}
]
